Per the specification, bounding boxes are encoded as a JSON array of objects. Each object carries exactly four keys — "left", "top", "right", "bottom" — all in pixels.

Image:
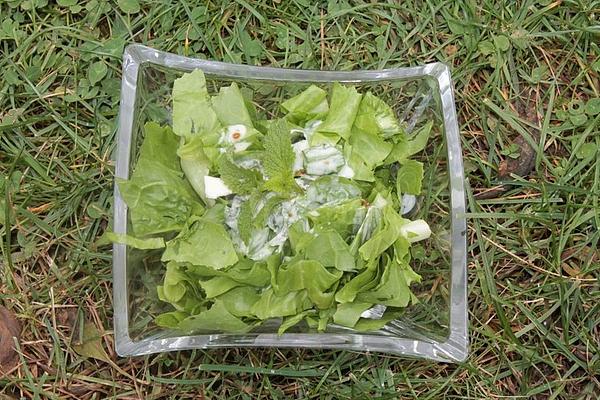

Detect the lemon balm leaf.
[
  {"left": 217, "top": 156, "right": 263, "bottom": 195},
  {"left": 262, "top": 119, "right": 301, "bottom": 195}
]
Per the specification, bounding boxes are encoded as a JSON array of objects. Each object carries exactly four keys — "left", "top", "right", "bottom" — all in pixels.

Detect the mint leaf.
[
  {"left": 217, "top": 156, "right": 263, "bottom": 195},
  {"left": 262, "top": 119, "right": 301, "bottom": 195},
  {"left": 237, "top": 192, "right": 261, "bottom": 244}
]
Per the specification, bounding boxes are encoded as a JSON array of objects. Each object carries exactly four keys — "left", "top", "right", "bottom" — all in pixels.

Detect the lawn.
[{"left": 1, "top": 0, "right": 599, "bottom": 398}]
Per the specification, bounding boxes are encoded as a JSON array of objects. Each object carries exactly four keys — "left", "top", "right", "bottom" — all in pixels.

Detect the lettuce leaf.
[
  {"left": 288, "top": 220, "right": 315, "bottom": 253},
  {"left": 348, "top": 127, "right": 392, "bottom": 167},
  {"left": 276, "top": 260, "right": 342, "bottom": 309},
  {"left": 356, "top": 260, "right": 421, "bottom": 307},
  {"left": 157, "top": 262, "right": 205, "bottom": 313},
  {"left": 117, "top": 123, "right": 204, "bottom": 236},
  {"left": 334, "top": 260, "right": 379, "bottom": 303},
  {"left": 172, "top": 69, "right": 221, "bottom": 137},
  {"left": 278, "top": 310, "right": 316, "bottom": 335},
  {"left": 304, "top": 231, "right": 355, "bottom": 271},
  {"left": 250, "top": 288, "right": 310, "bottom": 319},
  {"left": 384, "top": 121, "right": 433, "bottom": 164},
  {"left": 276, "top": 260, "right": 342, "bottom": 294},
  {"left": 396, "top": 160, "right": 424, "bottom": 195},
  {"left": 198, "top": 276, "right": 241, "bottom": 298},
  {"left": 333, "top": 302, "right": 373, "bottom": 327},
  {"left": 353, "top": 91, "right": 402, "bottom": 138},
  {"left": 177, "top": 300, "right": 251, "bottom": 333},
  {"left": 217, "top": 286, "right": 261, "bottom": 317},
  {"left": 281, "top": 85, "right": 329, "bottom": 124},
  {"left": 177, "top": 134, "right": 213, "bottom": 203},
  {"left": 308, "top": 199, "right": 363, "bottom": 239},
  {"left": 343, "top": 144, "right": 376, "bottom": 182},
  {"left": 354, "top": 310, "right": 401, "bottom": 331},
  {"left": 187, "top": 259, "right": 270, "bottom": 287},
  {"left": 103, "top": 232, "right": 165, "bottom": 249},
  {"left": 162, "top": 218, "right": 238, "bottom": 269},
  {"left": 311, "top": 83, "right": 362, "bottom": 145},
  {"left": 155, "top": 311, "right": 188, "bottom": 328},
  {"left": 211, "top": 82, "right": 254, "bottom": 128},
  {"left": 358, "top": 205, "right": 408, "bottom": 261}
]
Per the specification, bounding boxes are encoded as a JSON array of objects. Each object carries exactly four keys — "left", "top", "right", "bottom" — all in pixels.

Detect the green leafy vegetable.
[
  {"left": 354, "top": 310, "right": 402, "bottom": 331},
  {"left": 211, "top": 82, "right": 254, "bottom": 127},
  {"left": 278, "top": 310, "right": 316, "bottom": 335},
  {"left": 120, "top": 70, "right": 435, "bottom": 336},
  {"left": 281, "top": 85, "right": 329, "bottom": 124},
  {"left": 333, "top": 302, "right": 373, "bottom": 327},
  {"left": 177, "top": 300, "right": 251, "bottom": 333},
  {"left": 217, "top": 156, "right": 263, "bottom": 195},
  {"left": 117, "top": 123, "right": 203, "bottom": 236},
  {"left": 353, "top": 91, "right": 403, "bottom": 137},
  {"left": 177, "top": 135, "right": 213, "bottom": 203},
  {"left": 187, "top": 260, "right": 270, "bottom": 287},
  {"left": 155, "top": 311, "right": 188, "bottom": 328},
  {"left": 288, "top": 221, "right": 315, "bottom": 253},
  {"left": 308, "top": 199, "right": 363, "bottom": 238},
  {"left": 359, "top": 205, "right": 408, "bottom": 261},
  {"left": 103, "top": 232, "right": 165, "bottom": 249},
  {"left": 396, "top": 160, "right": 424, "bottom": 195},
  {"left": 344, "top": 144, "right": 376, "bottom": 182},
  {"left": 276, "top": 260, "right": 342, "bottom": 294},
  {"left": 262, "top": 119, "right": 301, "bottom": 195},
  {"left": 172, "top": 69, "right": 221, "bottom": 137},
  {"left": 348, "top": 127, "right": 392, "bottom": 167},
  {"left": 311, "top": 83, "right": 362, "bottom": 144},
  {"left": 250, "top": 289, "right": 310, "bottom": 319},
  {"left": 304, "top": 231, "right": 355, "bottom": 271},
  {"left": 237, "top": 193, "right": 260, "bottom": 244},
  {"left": 385, "top": 121, "right": 433, "bottom": 164},
  {"left": 199, "top": 276, "right": 241, "bottom": 298},
  {"left": 217, "top": 286, "right": 261, "bottom": 317},
  {"left": 335, "top": 261, "right": 379, "bottom": 303},
  {"left": 356, "top": 260, "right": 420, "bottom": 307},
  {"left": 162, "top": 218, "right": 238, "bottom": 269}
]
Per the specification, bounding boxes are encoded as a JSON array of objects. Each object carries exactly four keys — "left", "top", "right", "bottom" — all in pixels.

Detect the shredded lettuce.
[{"left": 113, "top": 70, "right": 434, "bottom": 334}]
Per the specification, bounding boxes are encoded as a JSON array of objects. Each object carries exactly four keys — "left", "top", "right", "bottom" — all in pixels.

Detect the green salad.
[{"left": 114, "top": 70, "right": 434, "bottom": 334}]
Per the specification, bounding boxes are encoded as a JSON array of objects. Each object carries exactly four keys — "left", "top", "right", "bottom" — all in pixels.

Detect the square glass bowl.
[{"left": 113, "top": 44, "right": 468, "bottom": 362}]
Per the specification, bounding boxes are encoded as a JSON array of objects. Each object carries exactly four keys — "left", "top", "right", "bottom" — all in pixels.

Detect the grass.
[{"left": 1, "top": 0, "right": 599, "bottom": 398}]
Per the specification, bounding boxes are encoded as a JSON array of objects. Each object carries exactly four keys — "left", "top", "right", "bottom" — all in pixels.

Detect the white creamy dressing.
[
  {"left": 222, "top": 119, "right": 366, "bottom": 260},
  {"left": 304, "top": 145, "right": 345, "bottom": 175},
  {"left": 292, "top": 140, "right": 309, "bottom": 172}
]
